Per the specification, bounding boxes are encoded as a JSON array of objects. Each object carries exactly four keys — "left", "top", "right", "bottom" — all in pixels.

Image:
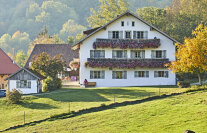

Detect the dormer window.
[
  {"left": 121, "top": 21, "right": 124, "bottom": 27},
  {"left": 125, "top": 31, "right": 131, "bottom": 39}
]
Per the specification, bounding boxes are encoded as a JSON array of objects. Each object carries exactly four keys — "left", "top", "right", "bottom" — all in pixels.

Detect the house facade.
[
  {"left": 0, "top": 48, "right": 20, "bottom": 89},
  {"left": 5, "top": 68, "right": 42, "bottom": 94},
  {"left": 73, "top": 11, "right": 177, "bottom": 87}
]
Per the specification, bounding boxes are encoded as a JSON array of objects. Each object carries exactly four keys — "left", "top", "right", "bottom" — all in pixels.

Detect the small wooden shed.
[{"left": 5, "top": 68, "right": 42, "bottom": 94}]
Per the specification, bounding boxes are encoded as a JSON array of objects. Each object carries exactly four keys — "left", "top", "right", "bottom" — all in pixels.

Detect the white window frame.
[
  {"left": 131, "top": 50, "right": 145, "bottom": 59},
  {"left": 134, "top": 71, "right": 149, "bottom": 78},
  {"left": 90, "top": 50, "right": 105, "bottom": 58},
  {"left": 112, "top": 50, "right": 127, "bottom": 59},
  {"left": 125, "top": 31, "right": 131, "bottom": 39},
  {"left": 90, "top": 71, "right": 105, "bottom": 79},
  {"left": 16, "top": 80, "right": 31, "bottom": 88},
  {"left": 151, "top": 50, "right": 166, "bottom": 59},
  {"left": 154, "top": 71, "right": 169, "bottom": 78},
  {"left": 112, "top": 71, "right": 127, "bottom": 79},
  {"left": 133, "top": 31, "right": 148, "bottom": 39}
]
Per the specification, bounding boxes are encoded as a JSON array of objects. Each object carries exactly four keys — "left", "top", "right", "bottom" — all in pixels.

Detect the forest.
[{"left": 0, "top": 0, "right": 206, "bottom": 67}]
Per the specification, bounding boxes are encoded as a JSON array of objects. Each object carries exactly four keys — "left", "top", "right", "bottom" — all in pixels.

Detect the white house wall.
[
  {"left": 80, "top": 15, "right": 176, "bottom": 87},
  {"left": 9, "top": 80, "right": 38, "bottom": 94}
]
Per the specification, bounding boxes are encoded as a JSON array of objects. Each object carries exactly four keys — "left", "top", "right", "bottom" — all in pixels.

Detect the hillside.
[{"left": 1, "top": 87, "right": 207, "bottom": 133}]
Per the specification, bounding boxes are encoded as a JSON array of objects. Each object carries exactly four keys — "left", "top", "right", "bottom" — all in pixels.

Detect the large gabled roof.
[
  {"left": 25, "top": 44, "right": 79, "bottom": 68},
  {"left": 0, "top": 48, "right": 20, "bottom": 75},
  {"left": 72, "top": 11, "right": 179, "bottom": 49}
]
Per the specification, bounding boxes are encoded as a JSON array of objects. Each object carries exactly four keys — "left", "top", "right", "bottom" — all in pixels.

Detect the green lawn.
[
  {"left": 0, "top": 86, "right": 181, "bottom": 131},
  {"left": 3, "top": 87, "right": 207, "bottom": 133}
]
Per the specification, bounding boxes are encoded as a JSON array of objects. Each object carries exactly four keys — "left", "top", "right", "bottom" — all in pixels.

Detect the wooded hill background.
[{"left": 0, "top": 0, "right": 206, "bottom": 59}]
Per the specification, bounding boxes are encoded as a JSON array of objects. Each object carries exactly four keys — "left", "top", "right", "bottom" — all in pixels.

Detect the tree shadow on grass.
[
  {"left": 36, "top": 88, "right": 156, "bottom": 102},
  {"left": 19, "top": 101, "right": 58, "bottom": 110}
]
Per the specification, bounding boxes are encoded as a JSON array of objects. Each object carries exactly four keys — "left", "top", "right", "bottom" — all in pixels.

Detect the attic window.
[
  {"left": 132, "top": 21, "right": 135, "bottom": 26},
  {"left": 121, "top": 21, "right": 124, "bottom": 26}
]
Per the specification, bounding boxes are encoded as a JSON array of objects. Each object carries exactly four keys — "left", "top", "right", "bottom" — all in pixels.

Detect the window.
[
  {"left": 125, "top": 31, "right": 131, "bottom": 39},
  {"left": 113, "top": 31, "right": 119, "bottom": 39},
  {"left": 132, "top": 21, "right": 135, "bottom": 26},
  {"left": 135, "top": 71, "right": 149, "bottom": 78},
  {"left": 121, "top": 21, "right": 124, "bottom": 26},
  {"left": 112, "top": 71, "right": 127, "bottom": 79},
  {"left": 131, "top": 50, "right": 145, "bottom": 58},
  {"left": 151, "top": 50, "right": 166, "bottom": 58},
  {"left": 90, "top": 71, "right": 105, "bottom": 79},
  {"left": 108, "top": 31, "right": 123, "bottom": 39},
  {"left": 90, "top": 50, "right": 105, "bottom": 58},
  {"left": 16, "top": 80, "right": 31, "bottom": 88},
  {"left": 112, "top": 50, "right": 127, "bottom": 58},
  {"left": 133, "top": 31, "right": 148, "bottom": 39},
  {"left": 154, "top": 71, "right": 168, "bottom": 78}
]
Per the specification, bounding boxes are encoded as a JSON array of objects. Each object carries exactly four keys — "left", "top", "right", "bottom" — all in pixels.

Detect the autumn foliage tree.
[
  {"left": 31, "top": 52, "right": 66, "bottom": 90},
  {"left": 168, "top": 24, "right": 207, "bottom": 85}
]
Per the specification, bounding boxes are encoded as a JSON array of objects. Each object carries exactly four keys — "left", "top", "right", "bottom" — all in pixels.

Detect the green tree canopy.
[
  {"left": 87, "top": 0, "right": 129, "bottom": 28},
  {"left": 31, "top": 52, "right": 66, "bottom": 78}
]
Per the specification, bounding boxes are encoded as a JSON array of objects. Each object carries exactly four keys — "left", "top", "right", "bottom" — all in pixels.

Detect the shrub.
[
  {"left": 43, "top": 76, "right": 53, "bottom": 91},
  {"left": 53, "top": 78, "right": 62, "bottom": 90},
  {"left": 6, "top": 89, "right": 22, "bottom": 104},
  {"left": 177, "top": 81, "right": 190, "bottom": 88},
  {"left": 42, "top": 77, "right": 62, "bottom": 92},
  {"left": 42, "top": 81, "right": 49, "bottom": 92}
]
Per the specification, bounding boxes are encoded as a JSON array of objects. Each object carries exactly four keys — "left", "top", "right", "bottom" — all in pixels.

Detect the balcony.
[
  {"left": 85, "top": 58, "right": 170, "bottom": 69},
  {"left": 93, "top": 38, "right": 160, "bottom": 49}
]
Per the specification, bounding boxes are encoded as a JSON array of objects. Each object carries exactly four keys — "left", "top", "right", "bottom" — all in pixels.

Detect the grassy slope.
[
  {"left": 6, "top": 89, "right": 207, "bottom": 133},
  {"left": 0, "top": 86, "right": 178, "bottom": 131}
]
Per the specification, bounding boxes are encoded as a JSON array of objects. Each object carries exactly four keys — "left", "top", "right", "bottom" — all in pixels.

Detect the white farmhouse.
[
  {"left": 5, "top": 68, "right": 42, "bottom": 94},
  {"left": 72, "top": 11, "right": 178, "bottom": 87}
]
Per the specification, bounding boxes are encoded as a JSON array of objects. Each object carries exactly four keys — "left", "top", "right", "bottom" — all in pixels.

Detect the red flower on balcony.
[
  {"left": 85, "top": 58, "right": 170, "bottom": 69},
  {"left": 93, "top": 39, "right": 160, "bottom": 49}
]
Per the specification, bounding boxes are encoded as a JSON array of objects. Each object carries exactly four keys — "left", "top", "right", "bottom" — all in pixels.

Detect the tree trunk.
[{"left": 198, "top": 73, "right": 202, "bottom": 85}]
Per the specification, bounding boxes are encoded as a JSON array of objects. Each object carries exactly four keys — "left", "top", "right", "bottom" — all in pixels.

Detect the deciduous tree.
[
  {"left": 168, "top": 24, "right": 207, "bottom": 85},
  {"left": 87, "top": 0, "right": 129, "bottom": 28}
]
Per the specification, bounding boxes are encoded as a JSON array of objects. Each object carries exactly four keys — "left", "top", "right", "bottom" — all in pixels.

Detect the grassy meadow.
[{"left": 1, "top": 86, "right": 207, "bottom": 132}]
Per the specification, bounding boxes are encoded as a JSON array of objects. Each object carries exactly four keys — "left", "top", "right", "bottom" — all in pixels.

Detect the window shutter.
[
  {"left": 108, "top": 31, "right": 112, "bottom": 39},
  {"left": 112, "top": 71, "right": 115, "bottom": 79},
  {"left": 165, "top": 71, "right": 169, "bottom": 78},
  {"left": 151, "top": 50, "right": 155, "bottom": 58},
  {"left": 124, "top": 50, "right": 127, "bottom": 58},
  {"left": 134, "top": 71, "right": 138, "bottom": 77},
  {"left": 144, "top": 31, "right": 148, "bottom": 39},
  {"left": 133, "top": 31, "right": 136, "bottom": 39},
  {"left": 90, "top": 71, "right": 93, "bottom": 79},
  {"left": 142, "top": 50, "right": 145, "bottom": 58},
  {"left": 28, "top": 81, "right": 31, "bottom": 88},
  {"left": 112, "top": 50, "right": 116, "bottom": 58},
  {"left": 101, "top": 71, "right": 105, "bottom": 79},
  {"left": 154, "top": 71, "right": 158, "bottom": 78},
  {"left": 146, "top": 71, "right": 149, "bottom": 78},
  {"left": 16, "top": 81, "right": 20, "bottom": 88},
  {"left": 90, "top": 50, "right": 94, "bottom": 58},
  {"left": 119, "top": 31, "right": 123, "bottom": 39},
  {"left": 124, "top": 71, "right": 127, "bottom": 79},
  {"left": 163, "top": 50, "right": 166, "bottom": 58}
]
